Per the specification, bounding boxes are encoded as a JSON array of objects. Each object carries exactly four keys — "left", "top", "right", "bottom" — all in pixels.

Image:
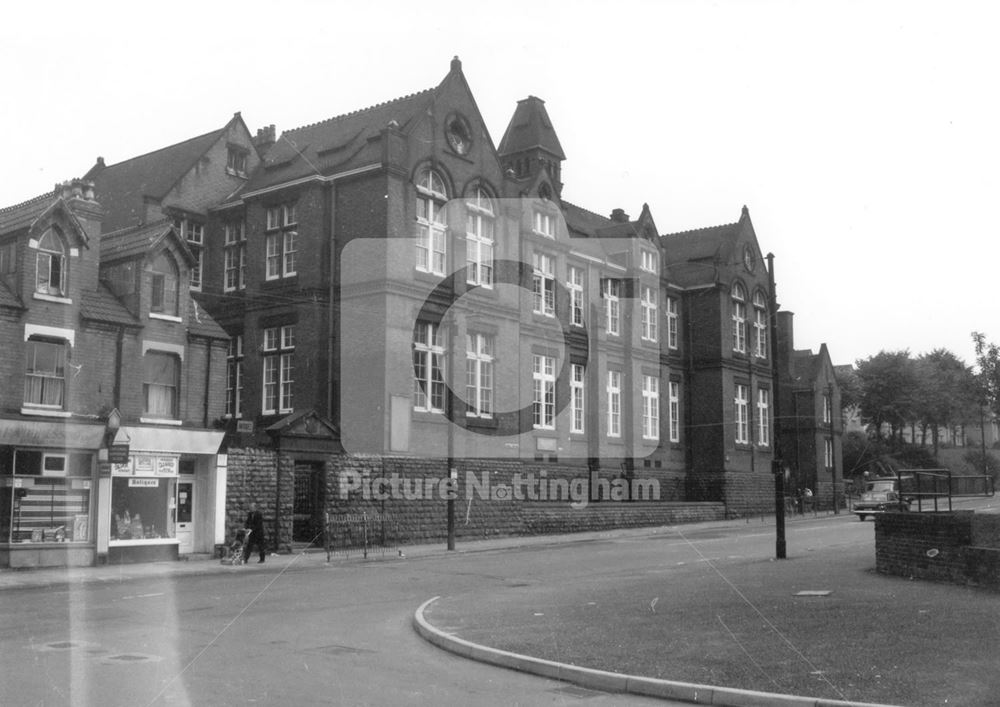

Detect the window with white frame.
[
  {"left": 571, "top": 363, "right": 585, "bottom": 434},
  {"left": 532, "top": 252, "right": 555, "bottom": 317},
  {"left": 532, "top": 354, "right": 556, "bottom": 429},
  {"left": 823, "top": 392, "right": 832, "bottom": 425},
  {"left": 227, "top": 146, "right": 248, "bottom": 177},
  {"left": 666, "top": 296, "right": 679, "bottom": 349},
  {"left": 175, "top": 218, "right": 204, "bottom": 291},
  {"left": 607, "top": 370, "right": 622, "bottom": 437},
  {"left": 641, "top": 285, "right": 658, "bottom": 342},
  {"left": 640, "top": 250, "right": 657, "bottom": 274},
  {"left": 642, "top": 375, "right": 659, "bottom": 440},
  {"left": 224, "top": 220, "right": 246, "bottom": 292},
  {"left": 734, "top": 383, "right": 749, "bottom": 444},
  {"left": 225, "top": 335, "right": 244, "bottom": 418},
  {"left": 603, "top": 279, "right": 621, "bottom": 336},
  {"left": 668, "top": 381, "right": 680, "bottom": 443},
  {"left": 465, "top": 188, "right": 494, "bottom": 288},
  {"left": 757, "top": 388, "right": 770, "bottom": 447},
  {"left": 413, "top": 321, "right": 445, "bottom": 412},
  {"left": 24, "top": 338, "right": 67, "bottom": 409},
  {"left": 465, "top": 332, "right": 494, "bottom": 418},
  {"left": 262, "top": 325, "right": 294, "bottom": 414},
  {"left": 731, "top": 283, "right": 747, "bottom": 353},
  {"left": 825, "top": 438, "right": 834, "bottom": 469},
  {"left": 143, "top": 351, "right": 179, "bottom": 419},
  {"left": 753, "top": 291, "right": 767, "bottom": 358},
  {"left": 148, "top": 251, "right": 179, "bottom": 316},
  {"left": 568, "top": 266, "right": 584, "bottom": 326},
  {"left": 264, "top": 204, "right": 297, "bottom": 280},
  {"left": 35, "top": 228, "right": 66, "bottom": 297},
  {"left": 416, "top": 170, "right": 447, "bottom": 275},
  {"left": 533, "top": 210, "right": 555, "bottom": 238}
]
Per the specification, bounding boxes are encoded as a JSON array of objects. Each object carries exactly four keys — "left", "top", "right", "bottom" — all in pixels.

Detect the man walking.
[{"left": 244, "top": 502, "right": 267, "bottom": 563}]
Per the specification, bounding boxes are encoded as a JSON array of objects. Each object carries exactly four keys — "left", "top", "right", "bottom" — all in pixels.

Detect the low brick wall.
[{"left": 875, "top": 511, "right": 1000, "bottom": 591}]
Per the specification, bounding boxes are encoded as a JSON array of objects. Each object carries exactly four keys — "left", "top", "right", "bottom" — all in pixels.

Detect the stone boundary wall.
[
  {"left": 875, "top": 511, "right": 1000, "bottom": 591},
  {"left": 224, "top": 451, "right": 725, "bottom": 551}
]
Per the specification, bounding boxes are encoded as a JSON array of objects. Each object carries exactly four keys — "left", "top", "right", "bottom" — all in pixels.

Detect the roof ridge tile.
[{"left": 283, "top": 87, "right": 436, "bottom": 135}]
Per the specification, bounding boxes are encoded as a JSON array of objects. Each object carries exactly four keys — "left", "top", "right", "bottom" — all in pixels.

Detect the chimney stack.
[
  {"left": 254, "top": 124, "right": 276, "bottom": 150},
  {"left": 610, "top": 208, "right": 629, "bottom": 223}
]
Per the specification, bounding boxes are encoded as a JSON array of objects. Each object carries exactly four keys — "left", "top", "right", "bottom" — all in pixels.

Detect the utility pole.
[
  {"left": 767, "top": 253, "right": 786, "bottom": 559},
  {"left": 829, "top": 381, "right": 839, "bottom": 514}
]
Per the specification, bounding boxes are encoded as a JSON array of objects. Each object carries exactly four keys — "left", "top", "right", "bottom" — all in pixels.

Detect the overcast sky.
[{"left": 3, "top": 1, "right": 997, "bottom": 369}]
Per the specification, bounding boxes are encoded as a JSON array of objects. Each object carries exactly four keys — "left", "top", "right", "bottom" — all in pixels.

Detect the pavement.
[{"left": 3, "top": 497, "right": 998, "bottom": 707}]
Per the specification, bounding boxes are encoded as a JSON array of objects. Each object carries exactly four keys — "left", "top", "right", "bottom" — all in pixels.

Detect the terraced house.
[{"left": 0, "top": 58, "right": 843, "bottom": 563}]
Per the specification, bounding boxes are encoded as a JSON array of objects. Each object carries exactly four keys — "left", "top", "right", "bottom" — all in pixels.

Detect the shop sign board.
[
  {"left": 111, "top": 454, "right": 179, "bottom": 477},
  {"left": 128, "top": 478, "right": 159, "bottom": 488},
  {"left": 108, "top": 445, "right": 130, "bottom": 464}
]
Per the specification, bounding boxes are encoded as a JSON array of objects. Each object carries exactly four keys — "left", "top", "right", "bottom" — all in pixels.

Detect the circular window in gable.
[{"left": 445, "top": 114, "right": 472, "bottom": 156}]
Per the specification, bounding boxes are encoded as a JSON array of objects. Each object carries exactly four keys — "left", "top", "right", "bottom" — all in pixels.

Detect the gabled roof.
[
  {"left": 85, "top": 129, "right": 224, "bottom": 232},
  {"left": 241, "top": 87, "right": 437, "bottom": 194},
  {"left": 0, "top": 189, "right": 58, "bottom": 232},
  {"left": 80, "top": 283, "right": 140, "bottom": 327},
  {"left": 99, "top": 219, "right": 196, "bottom": 267},
  {"left": 661, "top": 206, "right": 755, "bottom": 287},
  {"left": 497, "top": 96, "right": 565, "bottom": 159},
  {"left": 562, "top": 200, "right": 615, "bottom": 237}
]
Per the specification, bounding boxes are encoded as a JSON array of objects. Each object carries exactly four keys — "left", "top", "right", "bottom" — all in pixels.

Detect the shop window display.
[
  {"left": 110, "top": 476, "right": 176, "bottom": 540},
  {"left": 0, "top": 449, "right": 92, "bottom": 543}
]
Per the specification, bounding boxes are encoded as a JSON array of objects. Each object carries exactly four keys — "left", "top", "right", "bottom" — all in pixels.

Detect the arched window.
[
  {"left": 465, "top": 186, "right": 494, "bottom": 287},
  {"left": 731, "top": 282, "right": 747, "bottom": 353},
  {"left": 35, "top": 228, "right": 66, "bottom": 296},
  {"left": 415, "top": 169, "right": 447, "bottom": 275},
  {"left": 149, "top": 251, "right": 179, "bottom": 317},
  {"left": 753, "top": 291, "right": 768, "bottom": 358}
]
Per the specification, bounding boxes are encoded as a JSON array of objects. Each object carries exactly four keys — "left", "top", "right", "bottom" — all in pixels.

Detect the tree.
[
  {"left": 911, "top": 349, "right": 978, "bottom": 455},
  {"left": 973, "top": 332, "right": 1000, "bottom": 419},
  {"left": 855, "top": 350, "right": 916, "bottom": 446}
]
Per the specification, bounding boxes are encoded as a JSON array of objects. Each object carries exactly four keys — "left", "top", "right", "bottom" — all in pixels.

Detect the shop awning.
[
  {"left": 0, "top": 418, "right": 106, "bottom": 449},
  {"left": 121, "top": 427, "right": 224, "bottom": 455}
]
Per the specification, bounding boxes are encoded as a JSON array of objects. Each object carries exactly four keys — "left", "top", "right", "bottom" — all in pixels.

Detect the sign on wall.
[{"left": 111, "top": 454, "right": 180, "bottom": 477}]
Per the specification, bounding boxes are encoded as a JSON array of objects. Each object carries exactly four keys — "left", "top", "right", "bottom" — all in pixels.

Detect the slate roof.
[
  {"left": 188, "top": 298, "right": 228, "bottom": 340},
  {"left": 0, "top": 278, "right": 23, "bottom": 310},
  {"left": 661, "top": 214, "right": 745, "bottom": 288},
  {"left": 0, "top": 189, "right": 58, "bottom": 232},
  {"left": 99, "top": 219, "right": 194, "bottom": 266},
  {"left": 241, "top": 87, "right": 437, "bottom": 195},
  {"left": 80, "top": 283, "right": 139, "bottom": 327},
  {"left": 497, "top": 96, "right": 566, "bottom": 159},
  {"left": 85, "top": 130, "right": 223, "bottom": 232},
  {"left": 561, "top": 200, "right": 614, "bottom": 236}
]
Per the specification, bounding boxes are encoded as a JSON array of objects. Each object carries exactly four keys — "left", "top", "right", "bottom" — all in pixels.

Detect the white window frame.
[
  {"left": 413, "top": 321, "right": 445, "bottom": 412},
  {"left": 466, "top": 188, "right": 494, "bottom": 288},
  {"left": 262, "top": 325, "right": 294, "bottom": 415},
  {"left": 571, "top": 363, "right": 585, "bottom": 434},
  {"left": 465, "top": 332, "right": 494, "bottom": 418},
  {"left": 533, "top": 252, "right": 555, "bottom": 317},
  {"left": 603, "top": 279, "right": 621, "bottom": 336},
  {"left": 225, "top": 335, "right": 244, "bottom": 418},
  {"left": 666, "top": 296, "right": 679, "bottom": 350},
  {"left": 532, "top": 354, "right": 556, "bottom": 429},
  {"left": 757, "top": 388, "right": 770, "bottom": 447},
  {"left": 533, "top": 210, "right": 555, "bottom": 238},
  {"left": 568, "top": 266, "right": 584, "bottom": 327},
  {"left": 640, "top": 249, "right": 657, "bottom": 274},
  {"left": 825, "top": 438, "right": 834, "bottom": 469},
  {"left": 223, "top": 221, "right": 246, "bottom": 292},
  {"left": 735, "top": 383, "right": 749, "bottom": 445},
  {"left": 641, "top": 285, "right": 658, "bottom": 342},
  {"left": 642, "top": 374, "right": 659, "bottom": 440},
  {"left": 823, "top": 393, "right": 832, "bottom": 425},
  {"left": 732, "top": 283, "right": 747, "bottom": 353},
  {"left": 668, "top": 381, "right": 680, "bottom": 443},
  {"left": 176, "top": 219, "right": 204, "bottom": 291},
  {"left": 24, "top": 337, "right": 68, "bottom": 410},
  {"left": 416, "top": 170, "right": 447, "bottom": 276},
  {"left": 753, "top": 291, "right": 768, "bottom": 358},
  {"left": 607, "top": 370, "right": 622, "bottom": 438}
]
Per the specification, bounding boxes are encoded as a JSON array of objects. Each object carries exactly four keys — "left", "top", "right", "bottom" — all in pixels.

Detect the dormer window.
[
  {"left": 227, "top": 146, "right": 249, "bottom": 178},
  {"left": 35, "top": 228, "right": 66, "bottom": 297},
  {"left": 640, "top": 250, "right": 658, "bottom": 274},
  {"left": 149, "top": 252, "right": 179, "bottom": 318}
]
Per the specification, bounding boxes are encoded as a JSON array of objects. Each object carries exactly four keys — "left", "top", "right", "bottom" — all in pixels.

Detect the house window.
[
  {"left": 642, "top": 375, "right": 659, "bottom": 440},
  {"left": 823, "top": 392, "right": 833, "bottom": 425},
  {"left": 571, "top": 363, "right": 585, "bottom": 434},
  {"left": 413, "top": 321, "right": 445, "bottom": 412},
  {"left": 603, "top": 279, "right": 621, "bottom": 336},
  {"left": 532, "top": 252, "right": 555, "bottom": 317},
  {"left": 0, "top": 240, "right": 16, "bottom": 274},
  {"left": 175, "top": 219, "right": 204, "bottom": 291},
  {"left": 532, "top": 354, "right": 556, "bottom": 429},
  {"left": 731, "top": 283, "right": 747, "bottom": 353},
  {"left": 753, "top": 291, "right": 768, "bottom": 358},
  {"left": 668, "top": 381, "right": 680, "bottom": 443},
  {"left": 225, "top": 335, "right": 244, "bottom": 418},
  {"left": 465, "top": 332, "right": 494, "bottom": 418},
  {"left": 143, "top": 351, "right": 179, "bottom": 419},
  {"left": 149, "top": 252, "right": 179, "bottom": 316},
  {"left": 533, "top": 210, "right": 555, "bottom": 238},
  {"left": 262, "top": 325, "right": 294, "bottom": 414},
  {"left": 607, "top": 370, "right": 622, "bottom": 437},
  {"left": 757, "top": 388, "right": 770, "bottom": 447},
  {"left": 24, "top": 339, "right": 66, "bottom": 408},
  {"left": 224, "top": 220, "right": 246, "bottom": 291},
  {"left": 640, "top": 250, "right": 657, "bottom": 274},
  {"left": 416, "top": 170, "right": 447, "bottom": 275},
  {"left": 666, "top": 297, "right": 679, "bottom": 350},
  {"left": 734, "top": 383, "right": 749, "bottom": 444},
  {"left": 466, "top": 188, "right": 494, "bottom": 288},
  {"left": 35, "top": 228, "right": 66, "bottom": 296},
  {"left": 568, "top": 266, "right": 584, "bottom": 327},
  {"left": 825, "top": 438, "right": 834, "bottom": 469},
  {"left": 264, "top": 205, "right": 297, "bottom": 280},
  {"left": 227, "top": 147, "right": 248, "bottom": 177},
  {"left": 641, "top": 286, "right": 658, "bottom": 342}
]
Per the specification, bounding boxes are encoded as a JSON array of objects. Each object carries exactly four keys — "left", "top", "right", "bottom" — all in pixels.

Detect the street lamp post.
[{"left": 766, "top": 253, "right": 786, "bottom": 559}]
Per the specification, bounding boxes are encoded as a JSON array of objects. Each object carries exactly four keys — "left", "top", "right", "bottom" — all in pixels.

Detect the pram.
[{"left": 223, "top": 528, "right": 251, "bottom": 565}]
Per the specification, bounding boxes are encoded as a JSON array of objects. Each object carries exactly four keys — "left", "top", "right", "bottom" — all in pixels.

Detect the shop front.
[{"left": 99, "top": 426, "right": 225, "bottom": 564}]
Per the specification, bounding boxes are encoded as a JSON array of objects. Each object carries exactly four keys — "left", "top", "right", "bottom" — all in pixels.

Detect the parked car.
[{"left": 854, "top": 478, "right": 911, "bottom": 520}]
